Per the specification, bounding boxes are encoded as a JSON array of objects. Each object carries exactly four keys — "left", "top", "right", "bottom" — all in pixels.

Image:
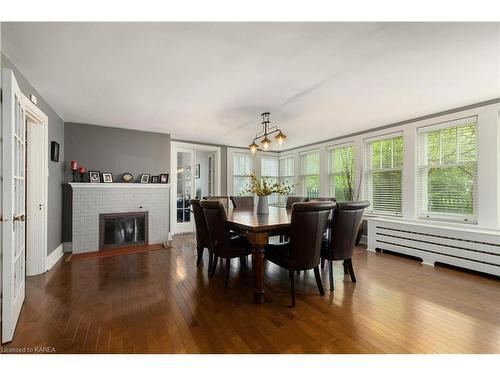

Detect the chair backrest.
[
  {"left": 286, "top": 196, "right": 308, "bottom": 209},
  {"left": 329, "top": 201, "right": 370, "bottom": 260},
  {"left": 190, "top": 199, "right": 210, "bottom": 250},
  {"left": 203, "top": 196, "right": 229, "bottom": 210},
  {"left": 200, "top": 200, "right": 228, "bottom": 255},
  {"left": 230, "top": 196, "right": 254, "bottom": 210},
  {"left": 306, "top": 197, "right": 336, "bottom": 202},
  {"left": 289, "top": 201, "right": 335, "bottom": 270}
]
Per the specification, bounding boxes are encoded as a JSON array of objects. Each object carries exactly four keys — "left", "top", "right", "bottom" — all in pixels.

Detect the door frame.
[
  {"left": 170, "top": 141, "right": 221, "bottom": 234},
  {"left": 23, "top": 95, "right": 49, "bottom": 275}
]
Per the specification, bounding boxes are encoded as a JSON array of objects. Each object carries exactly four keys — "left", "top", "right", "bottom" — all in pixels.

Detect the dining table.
[{"left": 226, "top": 206, "right": 292, "bottom": 304}]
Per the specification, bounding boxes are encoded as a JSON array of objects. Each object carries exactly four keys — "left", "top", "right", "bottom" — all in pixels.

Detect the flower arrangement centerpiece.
[{"left": 240, "top": 171, "right": 292, "bottom": 213}]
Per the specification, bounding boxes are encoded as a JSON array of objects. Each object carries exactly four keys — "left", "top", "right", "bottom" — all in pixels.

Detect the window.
[
  {"left": 364, "top": 134, "right": 403, "bottom": 215},
  {"left": 233, "top": 153, "right": 253, "bottom": 195},
  {"left": 279, "top": 156, "right": 295, "bottom": 203},
  {"left": 300, "top": 151, "right": 320, "bottom": 198},
  {"left": 328, "top": 144, "right": 354, "bottom": 201},
  {"left": 417, "top": 118, "right": 477, "bottom": 222},
  {"left": 261, "top": 156, "right": 279, "bottom": 204}
]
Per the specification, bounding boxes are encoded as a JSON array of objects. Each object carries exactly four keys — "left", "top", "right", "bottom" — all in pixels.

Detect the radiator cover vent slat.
[{"left": 367, "top": 219, "right": 500, "bottom": 276}]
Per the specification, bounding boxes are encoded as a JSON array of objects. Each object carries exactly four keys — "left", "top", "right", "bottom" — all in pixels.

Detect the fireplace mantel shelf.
[{"left": 67, "top": 182, "right": 170, "bottom": 189}]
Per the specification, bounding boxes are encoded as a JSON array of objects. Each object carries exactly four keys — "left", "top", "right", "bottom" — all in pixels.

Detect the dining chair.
[
  {"left": 306, "top": 197, "right": 336, "bottom": 202},
  {"left": 280, "top": 196, "right": 308, "bottom": 243},
  {"left": 321, "top": 201, "right": 370, "bottom": 291},
  {"left": 285, "top": 196, "right": 308, "bottom": 209},
  {"left": 200, "top": 200, "right": 252, "bottom": 288},
  {"left": 190, "top": 199, "right": 214, "bottom": 274},
  {"left": 202, "top": 195, "right": 229, "bottom": 210},
  {"left": 230, "top": 196, "right": 254, "bottom": 210},
  {"left": 265, "top": 201, "right": 335, "bottom": 307}
]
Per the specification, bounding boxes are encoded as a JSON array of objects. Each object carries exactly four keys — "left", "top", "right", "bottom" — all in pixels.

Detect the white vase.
[{"left": 257, "top": 196, "right": 269, "bottom": 214}]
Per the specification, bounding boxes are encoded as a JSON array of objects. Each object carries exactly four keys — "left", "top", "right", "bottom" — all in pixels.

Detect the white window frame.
[
  {"left": 278, "top": 154, "right": 295, "bottom": 203},
  {"left": 230, "top": 150, "right": 254, "bottom": 196},
  {"left": 327, "top": 142, "right": 355, "bottom": 201},
  {"left": 299, "top": 149, "right": 321, "bottom": 198},
  {"left": 417, "top": 116, "right": 478, "bottom": 223},
  {"left": 363, "top": 132, "right": 404, "bottom": 216}
]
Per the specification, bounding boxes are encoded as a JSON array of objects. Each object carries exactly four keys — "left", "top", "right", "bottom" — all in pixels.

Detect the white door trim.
[
  {"left": 170, "top": 141, "right": 221, "bottom": 234},
  {"left": 23, "top": 96, "right": 49, "bottom": 276}
]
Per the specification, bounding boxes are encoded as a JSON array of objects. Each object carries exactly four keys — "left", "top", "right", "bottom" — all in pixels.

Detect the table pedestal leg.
[{"left": 247, "top": 231, "right": 268, "bottom": 304}]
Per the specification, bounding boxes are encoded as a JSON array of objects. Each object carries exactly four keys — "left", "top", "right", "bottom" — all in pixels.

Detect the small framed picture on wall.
[
  {"left": 89, "top": 171, "right": 101, "bottom": 183},
  {"left": 151, "top": 175, "right": 159, "bottom": 183},
  {"left": 140, "top": 174, "right": 150, "bottom": 183},
  {"left": 194, "top": 164, "right": 200, "bottom": 179}
]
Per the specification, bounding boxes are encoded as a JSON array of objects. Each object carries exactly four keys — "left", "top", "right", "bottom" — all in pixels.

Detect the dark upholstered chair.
[
  {"left": 190, "top": 199, "right": 213, "bottom": 273},
  {"left": 200, "top": 200, "right": 252, "bottom": 288},
  {"left": 321, "top": 201, "right": 369, "bottom": 291},
  {"left": 306, "top": 197, "right": 336, "bottom": 202},
  {"left": 285, "top": 196, "right": 308, "bottom": 209},
  {"left": 203, "top": 196, "right": 229, "bottom": 210},
  {"left": 265, "top": 201, "right": 335, "bottom": 307},
  {"left": 230, "top": 196, "right": 254, "bottom": 210}
]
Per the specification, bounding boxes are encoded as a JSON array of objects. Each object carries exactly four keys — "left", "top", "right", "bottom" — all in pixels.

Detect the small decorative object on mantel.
[
  {"left": 194, "top": 164, "right": 200, "bottom": 179},
  {"left": 151, "top": 175, "right": 159, "bottom": 183},
  {"left": 240, "top": 171, "right": 292, "bottom": 214},
  {"left": 70, "top": 160, "right": 78, "bottom": 182},
  {"left": 78, "top": 166, "right": 86, "bottom": 182},
  {"left": 88, "top": 170, "right": 101, "bottom": 183},
  {"left": 102, "top": 172, "right": 113, "bottom": 183},
  {"left": 122, "top": 172, "right": 133, "bottom": 183},
  {"left": 160, "top": 173, "right": 169, "bottom": 184},
  {"left": 51, "top": 141, "right": 60, "bottom": 162},
  {"left": 140, "top": 174, "right": 150, "bottom": 183}
]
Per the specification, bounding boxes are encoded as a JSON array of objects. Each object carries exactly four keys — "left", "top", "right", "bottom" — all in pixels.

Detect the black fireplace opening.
[{"left": 99, "top": 212, "right": 148, "bottom": 249}]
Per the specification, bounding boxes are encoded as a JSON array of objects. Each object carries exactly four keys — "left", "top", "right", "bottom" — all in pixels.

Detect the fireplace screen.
[{"left": 99, "top": 212, "right": 148, "bottom": 249}]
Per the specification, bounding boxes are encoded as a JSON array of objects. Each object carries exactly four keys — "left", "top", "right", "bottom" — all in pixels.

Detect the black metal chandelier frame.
[{"left": 249, "top": 112, "right": 286, "bottom": 152}]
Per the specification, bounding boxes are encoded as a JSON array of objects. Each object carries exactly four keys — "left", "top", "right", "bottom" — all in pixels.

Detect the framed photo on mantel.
[
  {"left": 88, "top": 171, "right": 101, "bottom": 183},
  {"left": 160, "top": 173, "right": 169, "bottom": 184}
]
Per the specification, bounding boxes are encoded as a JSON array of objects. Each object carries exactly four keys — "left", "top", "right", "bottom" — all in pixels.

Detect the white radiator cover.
[{"left": 367, "top": 217, "right": 500, "bottom": 277}]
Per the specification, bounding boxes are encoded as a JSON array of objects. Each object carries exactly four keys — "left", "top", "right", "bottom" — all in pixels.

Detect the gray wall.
[
  {"left": 1, "top": 52, "right": 65, "bottom": 256},
  {"left": 64, "top": 122, "right": 170, "bottom": 182}
]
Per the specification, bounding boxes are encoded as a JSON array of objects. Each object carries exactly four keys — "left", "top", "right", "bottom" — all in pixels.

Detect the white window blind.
[
  {"left": 364, "top": 134, "right": 403, "bottom": 215},
  {"left": 300, "top": 151, "right": 320, "bottom": 198},
  {"left": 279, "top": 156, "right": 295, "bottom": 203},
  {"left": 261, "top": 157, "right": 279, "bottom": 203},
  {"left": 233, "top": 153, "right": 253, "bottom": 195},
  {"left": 417, "top": 118, "right": 477, "bottom": 223},
  {"left": 328, "top": 144, "right": 354, "bottom": 201}
]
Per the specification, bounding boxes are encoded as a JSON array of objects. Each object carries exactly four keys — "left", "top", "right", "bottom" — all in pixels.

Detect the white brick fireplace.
[{"left": 65, "top": 183, "right": 170, "bottom": 253}]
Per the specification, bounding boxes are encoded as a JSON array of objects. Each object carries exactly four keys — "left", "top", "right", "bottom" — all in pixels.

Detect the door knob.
[{"left": 13, "top": 214, "right": 26, "bottom": 222}]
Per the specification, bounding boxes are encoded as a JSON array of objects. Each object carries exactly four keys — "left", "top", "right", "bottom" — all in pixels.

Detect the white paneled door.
[{"left": 2, "top": 69, "right": 27, "bottom": 343}]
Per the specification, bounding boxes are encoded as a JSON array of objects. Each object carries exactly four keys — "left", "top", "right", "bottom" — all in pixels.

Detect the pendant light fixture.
[{"left": 248, "top": 112, "right": 287, "bottom": 153}]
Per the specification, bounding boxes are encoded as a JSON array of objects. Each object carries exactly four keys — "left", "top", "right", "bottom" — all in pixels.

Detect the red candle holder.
[
  {"left": 71, "top": 160, "right": 78, "bottom": 182},
  {"left": 79, "top": 167, "right": 86, "bottom": 182}
]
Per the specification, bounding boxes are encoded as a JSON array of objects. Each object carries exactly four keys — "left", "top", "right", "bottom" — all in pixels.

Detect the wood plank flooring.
[{"left": 2, "top": 233, "right": 500, "bottom": 353}]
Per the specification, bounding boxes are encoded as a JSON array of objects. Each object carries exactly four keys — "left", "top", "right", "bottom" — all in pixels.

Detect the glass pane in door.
[
  {"left": 194, "top": 151, "right": 217, "bottom": 199},
  {"left": 176, "top": 151, "right": 193, "bottom": 223}
]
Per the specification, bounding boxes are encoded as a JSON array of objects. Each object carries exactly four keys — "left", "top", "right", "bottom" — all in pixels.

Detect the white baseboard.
[{"left": 46, "top": 244, "right": 64, "bottom": 271}]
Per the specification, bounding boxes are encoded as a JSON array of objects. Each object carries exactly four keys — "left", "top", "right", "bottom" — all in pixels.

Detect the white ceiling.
[{"left": 2, "top": 22, "right": 499, "bottom": 150}]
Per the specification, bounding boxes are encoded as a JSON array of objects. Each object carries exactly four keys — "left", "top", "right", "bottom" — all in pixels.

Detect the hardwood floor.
[{"left": 2, "top": 233, "right": 500, "bottom": 353}]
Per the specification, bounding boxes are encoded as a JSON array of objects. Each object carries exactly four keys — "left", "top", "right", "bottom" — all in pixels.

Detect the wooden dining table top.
[{"left": 226, "top": 206, "right": 292, "bottom": 233}]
